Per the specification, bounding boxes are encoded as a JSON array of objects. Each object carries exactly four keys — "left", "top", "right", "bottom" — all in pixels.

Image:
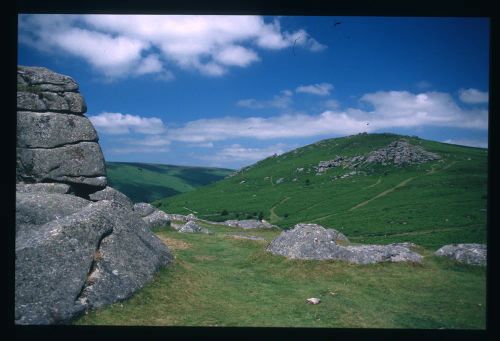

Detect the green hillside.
[
  {"left": 155, "top": 133, "right": 488, "bottom": 249},
  {"left": 106, "top": 162, "right": 234, "bottom": 203}
]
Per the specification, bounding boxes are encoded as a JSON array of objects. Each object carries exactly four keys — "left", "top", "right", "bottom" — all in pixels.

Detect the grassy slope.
[
  {"left": 106, "top": 162, "right": 234, "bottom": 203},
  {"left": 75, "top": 223, "right": 486, "bottom": 328},
  {"left": 155, "top": 133, "right": 487, "bottom": 249}
]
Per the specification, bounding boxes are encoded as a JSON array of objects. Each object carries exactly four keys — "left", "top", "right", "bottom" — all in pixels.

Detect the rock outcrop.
[
  {"left": 133, "top": 202, "right": 171, "bottom": 229},
  {"left": 315, "top": 139, "right": 440, "bottom": 174},
  {"left": 267, "top": 223, "right": 422, "bottom": 264},
  {"left": 434, "top": 243, "right": 486, "bottom": 266},
  {"left": 15, "top": 66, "right": 173, "bottom": 325},
  {"left": 17, "top": 66, "right": 106, "bottom": 190}
]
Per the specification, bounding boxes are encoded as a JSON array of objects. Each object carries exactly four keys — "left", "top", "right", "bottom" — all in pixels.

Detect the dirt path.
[
  {"left": 363, "top": 177, "right": 381, "bottom": 189},
  {"left": 269, "top": 196, "right": 290, "bottom": 223},
  {"left": 349, "top": 177, "right": 415, "bottom": 211}
]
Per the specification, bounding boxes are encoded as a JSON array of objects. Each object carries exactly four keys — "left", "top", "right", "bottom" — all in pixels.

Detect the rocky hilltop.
[{"left": 15, "top": 66, "right": 173, "bottom": 324}]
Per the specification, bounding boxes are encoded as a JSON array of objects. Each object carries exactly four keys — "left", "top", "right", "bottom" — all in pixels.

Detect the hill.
[
  {"left": 154, "top": 133, "right": 488, "bottom": 249},
  {"left": 106, "top": 162, "right": 234, "bottom": 203}
]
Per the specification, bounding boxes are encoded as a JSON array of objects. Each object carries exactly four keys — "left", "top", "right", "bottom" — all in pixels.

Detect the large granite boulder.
[
  {"left": 434, "top": 243, "right": 486, "bottom": 266},
  {"left": 133, "top": 202, "right": 156, "bottom": 217},
  {"left": 16, "top": 66, "right": 106, "bottom": 189},
  {"left": 267, "top": 223, "right": 422, "bottom": 264},
  {"left": 15, "top": 66, "right": 173, "bottom": 325}
]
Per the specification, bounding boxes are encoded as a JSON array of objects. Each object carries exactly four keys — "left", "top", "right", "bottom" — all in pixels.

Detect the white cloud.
[
  {"left": 443, "top": 138, "right": 488, "bottom": 149},
  {"left": 198, "top": 143, "right": 287, "bottom": 163},
  {"left": 360, "top": 91, "right": 488, "bottom": 129},
  {"left": 237, "top": 90, "right": 293, "bottom": 109},
  {"left": 296, "top": 83, "right": 333, "bottom": 96},
  {"left": 323, "top": 99, "right": 340, "bottom": 109},
  {"left": 88, "top": 112, "right": 166, "bottom": 134},
  {"left": 19, "top": 14, "right": 326, "bottom": 79},
  {"left": 458, "top": 88, "right": 489, "bottom": 104}
]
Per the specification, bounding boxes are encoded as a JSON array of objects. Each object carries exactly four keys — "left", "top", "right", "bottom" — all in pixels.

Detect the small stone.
[{"left": 306, "top": 298, "right": 321, "bottom": 305}]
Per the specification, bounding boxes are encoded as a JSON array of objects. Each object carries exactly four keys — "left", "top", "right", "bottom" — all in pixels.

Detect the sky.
[{"left": 18, "top": 15, "right": 489, "bottom": 169}]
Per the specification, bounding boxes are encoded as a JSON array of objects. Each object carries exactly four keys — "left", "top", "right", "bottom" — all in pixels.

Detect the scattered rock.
[
  {"left": 435, "top": 243, "right": 486, "bottom": 266},
  {"left": 224, "top": 219, "right": 277, "bottom": 229},
  {"left": 267, "top": 223, "right": 422, "bottom": 264},
  {"left": 142, "top": 210, "right": 171, "bottom": 229},
  {"left": 306, "top": 298, "right": 321, "bottom": 305},
  {"left": 178, "top": 221, "right": 209, "bottom": 234},
  {"left": 276, "top": 177, "right": 285, "bottom": 184}
]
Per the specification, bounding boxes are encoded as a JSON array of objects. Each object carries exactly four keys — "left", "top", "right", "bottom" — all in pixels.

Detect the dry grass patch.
[{"left": 157, "top": 235, "right": 191, "bottom": 250}]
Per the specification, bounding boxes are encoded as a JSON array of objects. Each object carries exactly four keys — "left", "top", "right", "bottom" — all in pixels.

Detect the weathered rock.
[
  {"left": 16, "top": 142, "right": 107, "bottom": 187},
  {"left": 15, "top": 200, "right": 173, "bottom": 324},
  {"left": 16, "top": 192, "right": 90, "bottom": 236},
  {"left": 267, "top": 223, "right": 422, "bottom": 264},
  {"left": 17, "top": 91, "right": 86, "bottom": 114},
  {"left": 18, "top": 66, "right": 79, "bottom": 92},
  {"left": 133, "top": 202, "right": 156, "bottom": 217},
  {"left": 17, "top": 111, "right": 97, "bottom": 148},
  {"left": 142, "top": 210, "right": 171, "bottom": 229},
  {"left": 16, "top": 182, "right": 72, "bottom": 194},
  {"left": 365, "top": 140, "right": 440, "bottom": 166},
  {"left": 306, "top": 298, "right": 321, "bottom": 305},
  {"left": 435, "top": 243, "right": 486, "bottom": 266},
  {"left": 89, "top": 186, "right": 133, "bottom": 210},
  {"left": 224, "top": 219, "right": 277, "bottom": 229},
  {"left": 178, "top": 221, "right": 209, "bottom": 234}
]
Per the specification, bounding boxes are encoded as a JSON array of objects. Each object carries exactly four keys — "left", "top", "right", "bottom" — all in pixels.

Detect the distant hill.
[
  {"left": 155, "top": 133, "right": 487, "bottom": 249},
  {"left": 105, "top": 162, "right": 234, "bottom": 203}
]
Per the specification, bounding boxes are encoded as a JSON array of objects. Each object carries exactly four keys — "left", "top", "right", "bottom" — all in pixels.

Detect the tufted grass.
[{"left": 74, "top": 222, "right": 486, "bottom": 329}]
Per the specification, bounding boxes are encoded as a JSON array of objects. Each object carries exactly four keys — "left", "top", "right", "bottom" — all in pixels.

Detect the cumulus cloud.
[
  {"left": 197, "top": 143, "right": 287, "bottom": 163},
  {"left": 237, "top": 90, "right": 293, "bottom": 109},
  {"left": 19, "top": 14, "right": 326, "bottom": 79},
  {"left": 443, "top": 138, "right": 488, "bottom": 149},
  {"left": 296, "top": 83, "right": 333, "bottom": 96},
  {"left": 323, "top": 99, "right": 340, "bottom": 109},
  {"left": 88, "top": 112, "right": 166, "bottom": 134},
  {"left": 458, "top": 88, "right": 489, "bottom": 104}
]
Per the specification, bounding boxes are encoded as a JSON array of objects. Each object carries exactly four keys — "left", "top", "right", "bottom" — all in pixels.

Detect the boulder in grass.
[
  {"left": 435, "top": 243, "right": 486, "bottom": 266},
  {"left": 133, "top": 202, "right": 156, "bottom": 217},
  {"left": 178, "top": 221, "right": 209, "bottom": 234}
]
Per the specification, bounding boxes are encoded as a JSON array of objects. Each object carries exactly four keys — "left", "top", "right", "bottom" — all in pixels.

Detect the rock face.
[
  {"left": 435, "top": 244, "right": 486, "bottom": 266},
  {"left": 133, "top": 203, "right": 171, "bottom": 229},
  {"left": 178, "top": 221, "right": 209, "bottom": 234},
  {"left": 315, "top": 139, "right": 440, "bottom": 174},
  {"left": 224, "top": 219, "right": 277, "bottom": 229},
  {"left": 267, "top": 223, "right": 422, "bottom": 264},
  {"left": 15, "top": 66, "right": 173, "bottom": 325},
  {"left": 16, "top": 66, "right": 106, "bottom": 189}
]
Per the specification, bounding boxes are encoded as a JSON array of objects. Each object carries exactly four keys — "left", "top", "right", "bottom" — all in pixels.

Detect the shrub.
[{"left": 221, "top": 209, "right": 229, "bottom": 216}]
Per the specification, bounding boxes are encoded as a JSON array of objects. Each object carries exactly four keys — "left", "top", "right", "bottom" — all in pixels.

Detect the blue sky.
[{"left": 18, "top": 15, "right": 489, "bottom": 169}]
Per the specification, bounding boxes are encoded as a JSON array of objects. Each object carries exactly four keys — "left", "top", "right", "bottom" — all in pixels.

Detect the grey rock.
[
  {"left": 17, "top": 92, "right": 86, "bottom": 114},
  {"left": 142, "top": 210, "right": 171, "bottom": 229},
  {"left": 267, "top": 223, "right": 422, "bottom": 264},
  {"left": 364, "top": 140, "right": 440, "bottom": 166},
  {"left": 224, "top": 219, "right": 277, "bottom": 229},
  {"left": 16, "top": 142, "right": 107, "bottom": 188},
  {"left": 133, "top": 202, "right": 156, "bottom": 217},
  {"left": 15, "top": 200, "right": 173, "bottom": 324},
  {"left": 16, "top": 182, "right": 72, "bottom": 194},
  {"left": 18, "top": 66, "right": 79, "bottom": 92},
  {"left": 16, "top": 192, "right": 90, "bottom": 236},
  {"left": 17, "top": 111, "right": 97, "bottom": 148},
  {"left": 89, "top": 186, "right": 133, "bottom": 210},
  {"left": 76, "top": 201, "right": 173, "bottom": 310},
  {"left": 435, "top": 243, "right": 486, "bottom": 266},
  {"left": 178, "top": 221, "right": 209, "bottom": 234}
]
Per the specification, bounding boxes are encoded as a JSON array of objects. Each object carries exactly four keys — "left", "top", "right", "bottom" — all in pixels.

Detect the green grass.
[
  {"left": 155, "top": 133, "right": 487, "bottom": 249},
  {"left": 105, "top": 161, "right": 234, "bottom": 203},
  {"left": 74, "top": 222, "right": 486, "bottom": 328}
]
